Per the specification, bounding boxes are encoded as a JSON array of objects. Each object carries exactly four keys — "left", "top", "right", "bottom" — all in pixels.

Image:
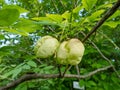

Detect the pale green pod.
[
  {"left": 56, "top": 41, "right": 68, "bottom": 65},
  {"left": 34, "top": 36, "right": 59, "bottom": 58},
  {"left": 67, "top": 39, "right": 85, "bottom": 65},
  {"left": 67, "top": 57, "right": 82, "bottom": 65},
  {"left": 56, "top": 38, "right": 85, "bottom": 65},
  {"left": 67, "top": 39, "right": 84, "bottom": 58}
]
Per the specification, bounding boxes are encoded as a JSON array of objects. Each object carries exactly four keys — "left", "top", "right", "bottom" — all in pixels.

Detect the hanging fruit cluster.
[{"left": 34, "top": 36, "right": 85, "bottom": 65}]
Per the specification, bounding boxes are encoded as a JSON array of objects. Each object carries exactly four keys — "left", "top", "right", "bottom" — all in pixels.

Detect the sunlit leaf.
[
  {"left": 32, "top": 17, "right": 59, "bottom": 26},
  {"left": 103, "top": 21, "right": 120, "bottom": 28},
  {"left": 0, "top": 34, "right": 4, "bottom": 40},
  {"left": 32, "top": 17, "right": 51, "bottom": 21},
  {"left": 46, "top": 14, "right": 63, "bottom": 23},
  {"left": 3, "top": 5, "right": 28, "bottom": 13},
  {"left": 108, "top": 10, "right": 120, "bottom": 20},
  {"left": 0, "top": 8, "right": 20, "bottom": 26},
  {"left": 73, "top": 5, "right": 83, "bottom": 13},
  {"left": 87, "top": 9, "right": 105, "bottom": 22},
  {"left": 97, "top": 3, "right": 112, "bottom": 9},
  {"left": 62, "top": 11, "right": 71, "bottom": 20},
  {"left": 14, "top": 19, "right": 38, "bottom": 32},
  {"left": 4, "top": 28, "right": 28, "bottom": 36},
  {"left": 82, "top": 0, "right": 97, "bottom": 11},
  {"left": 0, "top": 0, "right": 4, "bottom": 3}
]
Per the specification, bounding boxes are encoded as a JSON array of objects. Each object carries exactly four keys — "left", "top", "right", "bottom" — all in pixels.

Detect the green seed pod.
[
  {"left": 56, "top": 41, "right": 68, "bottom": 64},
  {"left": 34, "top": 36, "right": 59, "bottom": 58},
  {"left": 67, "top": 57, "right": 82, "bottom": 65},
  {"left": 56, "top": 38, "right": 85, "bottom": 65}
]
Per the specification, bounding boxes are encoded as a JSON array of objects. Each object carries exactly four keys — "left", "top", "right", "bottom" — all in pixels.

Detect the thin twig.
[
  {"left": 58, "top": 64, "right": 62, "bottom": 77},
  {"left": 59, "top": 0, "right": 66, "bottom": 10},
  {"left": 74, "top": 0, "right": 79, "bottom": 8},
  {"left": 0, "top": 65, "right": 112, "bottom": 90},
  {"left": 51, "top": 0, "right": 59, "bottom": 13},
  {"left": 82, "top": 0, "right": 120, "bottom": 43},
  {"left": 36, "top": 58, "right": 43, "bottom": 64},
  {"left": 62, "top": 65, "right": 72, "bottom": 77},
  {"left": 98, "top": 31, "right": 120, "bottom": 49},
  {"left": 76, "top": 65, "right": 80, "bottom": 81},
  {"left": 81, "top": 31, "right": 120, "bottom": 78}
]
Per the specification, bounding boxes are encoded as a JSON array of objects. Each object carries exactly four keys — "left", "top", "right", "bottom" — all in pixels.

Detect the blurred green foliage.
[{"left": 0, "top": 0, "right": 120, "bottom": 90}]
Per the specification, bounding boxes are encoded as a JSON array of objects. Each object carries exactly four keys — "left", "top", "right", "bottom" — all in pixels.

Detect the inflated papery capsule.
[
  {"left": 34, "top": 36, "right": 59, "bottom": 58},
  {"left": 56, "top": 41, "right": 68, "bottom": 64},
  {"left": 56, "top": 39, "right": 85, "bottom": 65}
]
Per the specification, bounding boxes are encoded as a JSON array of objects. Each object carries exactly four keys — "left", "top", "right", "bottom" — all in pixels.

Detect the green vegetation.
[{"left": 0, "top": 0, "right": 120, "bottom": 90}]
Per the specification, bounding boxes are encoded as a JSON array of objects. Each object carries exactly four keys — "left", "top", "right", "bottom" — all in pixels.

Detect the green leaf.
[
  {"left": 0, "top": 8, "right": 20, "bottom": 26},
  {"left": 82, "top": 0, "right": 97, "bottom": 11},
  {"left": 86, "top": 80, "right": 96, "bottom": 88},
  {"left": 14, "top": 19, "right": 38, "bottom": 32},
  {"left": 91, "top": 63, "right": 102, "bottom": 68},
  {"left": 27, "top": 61, "right": 37, "bottom": 67},
  {"left": 87, "top": 9, "right": 105, "bottom": 22},
  {"left": 12, "top": 68, "right": 22, "bottom": 78},
  {"left": 22, "top": 65, "right": 31, "bottom": 70},
  {"left": 108, "top": 10, "right": 120, "bottom": 20},
  {"left": 97, "top": 3, "right": 112, "bottom": 9},
  {"left": 0, "top": 57, "right": 2, "bottom": 63},
  {"left": 79, "top": 80, "right": 85, "bottom": 87},
  {"left": 62, "top": 11, "right": 71, "bottom": 20},
  {"left": 3, "top": 18, "right": 39, "bottom": 35},
  {"left": 32, "top": 17, "right": 59, "bottom": 26},
  {"left": 0, "top": 34, "right": 5, "bottom": 40},
  {"left": 111, "top": 76, "right": 119, "bottom": 83},
  {"left": 35, "top": 21, "right": 58, "bottom": 26},
  {"left": 0, "top": 0, "right": 4, "bottom": 3},
  {"left": 46, "top": 14, "right": 63, "bottom": 23},
  {"left": 101, "top": 74, "right": 106, "bottom": 80},
  {"left": 3, "top": 70, "right": 15, "bottom": 78},
  {"left": 103, "top": 21, "right": 120, "bottom": 28},
  {"left": 43, "top": 66, "right": 54, "bottom": 70},
  {"left": 103, "top": 83, "right": 109, "bottom": 90},
  {"left": 39, "top": 64, "right": 48, "bottom": 68},
  {"left": 73, "top": 5, "right": 83, "bottom": 13},
  {"left": 3, "top": 5, "right": 28, "bottom": 13},
  {"left": 15, "top": 82, "right": 27, "bottom": 90},
  {"left": 4, "top": 28, "right": 28, "bottom": 36},
  {"left": 32, "top": 17, "right": 51, "bottom": 21},
  {"left": 27, "top": 82, "right": 36, "bottom": 88},
  {"left": 3, "top": 68, "right": 22, "bottom": 78}
]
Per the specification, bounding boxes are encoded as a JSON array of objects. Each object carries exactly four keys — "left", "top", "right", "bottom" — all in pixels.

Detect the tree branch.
[
  {"left": 81, "top": 31, "right": 120, "bottom": 78},
  {"left": 0, "top": 65, "right": 112, "bottom": 90},
  {"left": 1, "top": 1, "right": 120, "bottom": 90},
  {"left": 82, "top": 0, "right": 120, "bottom": 43}
]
